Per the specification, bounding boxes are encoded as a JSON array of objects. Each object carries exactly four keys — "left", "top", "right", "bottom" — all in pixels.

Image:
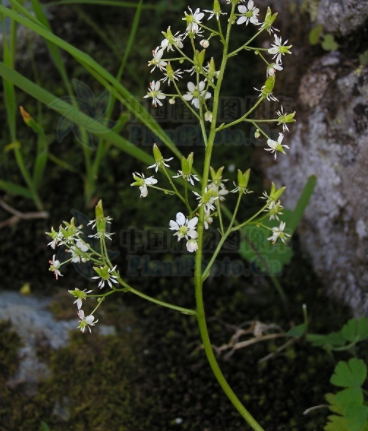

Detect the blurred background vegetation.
[{"left": 0, "top": 1, "right": 363, "bottom": 430}]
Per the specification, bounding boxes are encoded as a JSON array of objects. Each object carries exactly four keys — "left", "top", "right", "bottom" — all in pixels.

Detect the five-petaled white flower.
[
  {"left": 169, "top": 213, "right": 199, "bottom": 253},
  {"left": 237, "top": 1, "right": 260, "bottom": 26},
  {"left": 161, "top": 28, "right": 184, "bottom": 51},
  {"left": 131, "top": 172, "right": 158, "bottom": 198},
  {"left": 183, "top": 7, "right": 205, "bottom": 34},
  {"left": 193, "top": 187, "right": 218, "bottom": 212},
  {"left": 68, "top": 239, "right": 89, "bottom": 263},
  {"left": 77, "top": 309, "right": 98, "bottom": 333},
  {"left": 148, "top": 47, "right": 167, "bottom": 72},
  {"left": 268, "top": 221, "right": 291, "bottom": 244},
  {"left": 148, "top": 157, "right": 173, "bottom": 172},
  {"left": 268, "top": 34, "right": 292, "bottom": 64},
  {"left": 143, "top": 81, "right": 166, "bottom": 107},
  {"left": 49, "top": 255, "right": 63, "bottom": 280},
  {"left": 69, "top": 287, "right": 92, "bottom": 310},
  {"left": 204, "top": 7, "right": 226, "bottom": 21},
  {"left": 265, "top": 133, "right": 289, "bottom": 159},
  {"left": 160, "top": 68, "right": 183, "bottom": 86},
  {"left": 172, "top": 170, "right": 199, "bottom": 186},
  {"left": 183, "top": 82, "right": 211, "bottom": 109},
  {"left": 265, "top": 200, "right": 284, "bottom": 221},
  {"left": 92, "top": 265, "right": 119, "bottom": 289}
]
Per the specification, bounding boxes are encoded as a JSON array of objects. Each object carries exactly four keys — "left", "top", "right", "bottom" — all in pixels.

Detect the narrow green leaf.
[
  {"left": 0, "top": 4, "right": 181, "bottom": 160},
  {"left": 0, "top": 61, "right": 153, "bottom": 165},
  {"left": 0, "top": 180, "right": 33, "bottom": 199},
  {"left": 287, "top": 175, "right": 317, "bottom": 233},
  {"left": 330, "top": 359, "right": 367, "bottom": 388},
  {"left": 45, "top": 0, "right": 158, "bottom": 8}
]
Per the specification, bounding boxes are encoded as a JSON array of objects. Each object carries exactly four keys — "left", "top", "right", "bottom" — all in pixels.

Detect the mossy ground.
[{"left": 0, "top": 1, "right": 365, "bottom": 430}]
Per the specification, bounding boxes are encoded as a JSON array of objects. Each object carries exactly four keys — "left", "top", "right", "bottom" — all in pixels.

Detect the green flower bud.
[
  {"left": 263, "top": 7, "right": 278, "bottom": 30},
  {"left": 210, "top": 166, "right": 225, "bottom": 184},
  {"left": 153, "top": 143, "right": 163, "bottom": 163},
  {"left": 194, "top": 49, "right": 206, "bottom": 68},
  {"left": 181, "top": 153, "right": 194, "bottom": 176},
  {"left": 95, "top": 200, "right": 107, "bottom": 234},
  {"left": 213, "top": 0, "right": 221, "bottom": 14},
  {"left": 237, "top": 169, "right": 250, "bottom": 190},
  {"left": 270, "top": 183, "right": 286, "bottom": 201}
]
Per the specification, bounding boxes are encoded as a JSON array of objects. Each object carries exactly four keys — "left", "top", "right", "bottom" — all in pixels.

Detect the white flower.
[
  {"left": 231, "top": 182, "right": 253, "bottom": 195},
  {"left": 131, "top": 172, "right": 158, "bottom": 198},
  {"left": 69, "top": 287, "right": 92, "bottom": 309},
  {"left": 276, "top": 106, "right": 296, "bottom": 132},
  {"left": 267, "top": 221, "right": 291, "bottom": 244},
  {"left": 49, "top": 255, "right": 62, "bottom": 280},
  {"left": 265, "top": 200, "right": 284, "bottom": 221},
  {"left": 204, "top": 8, "right": 226, "bottom": 21},
  {"left": 148, "top": 47, "right": 167, "bottom": 72},
  {"left": 67, "top": 239, "right": 89, "bottom": 263},
  {"left": 183, "top": 7, "right": 205, "bottom": 34},
  {"left": 254, "top": 86, "right": 278, "bottom": 102},
  {"left": 186, "top": 239, "right": 198, "bottom": 253},
  {"left": 268, "top": 34, "right": 292, "bottom": 65},
  {"left": 148, "top": 157, "right": 173, "bottom": 172},
  {"left": 183, "top": 82, "right": 211, "bottom": 109},
  {"left": 267, "top": 60, "right": 283, "bottom": 77},
  {"left": 160, "top": 68, "right": 183, "bottom": 86},
  {"left": 193, "top": 187, "right": 218, "bottom": 212},
  {"left": 205, "top": 111, "right": 213, "bottom": 122},
  {"left": 77, "top": 309, "right": 98, "bottom": 333},
  {"left": 161, "top": 28, "right": 184, "bottom": 51},
  {"left": 204, "top": 210, "right": 213, "bottom": 230},
  {"left": 143, "top": 81, "right": 166, "bottom": 107},
  {"left": 265, "top": 133, "right": 289, "bottom": 159},
  {"left": 92, "top": 265, "right": 119, "bottom": 289},
  {"left": 172, "top": 170, "right": 199, "bottom": 186},
  {"left": 169, "top": 212, "right": 199, "bottom": 243},
  {"left": 237, "top": 1, "right": 259, "bottom": 25}
]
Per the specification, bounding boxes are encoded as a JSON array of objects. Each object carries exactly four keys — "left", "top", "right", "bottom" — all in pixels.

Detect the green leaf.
[
  {"left": 325, "top": 414, "right": 350, "bottom": 431},
  {"left": 307, "top": 332, "right": 346, "bottom": 348},
  {"left": 336, "top": 388, "right": 363, "bottom": 409},
  {"left": 0, "top": 180, "right": 33, "bottom": 199},
  {"left": 345, "top": 405, "right": 368, "bottom": 431},
  {"left": 330, "top": 359, "right": 367, "bottom": 388},
  {"left": 326, "top": 393, "right": 345, "bottom": 415},
  {"left": 309, "top": 24, "right": 323, "bottom": 45},
  {"left": 0, "top": 61, "right": 154, "bottom": 166},
  {"left": 287, "top": 323, "right": 307, "bottom": 338},
  {"left": 321, "top": 34, "right": 339, "bottom": 51},
  {"left": 340, "top": 318, "right": 368, "bottom": 343}
]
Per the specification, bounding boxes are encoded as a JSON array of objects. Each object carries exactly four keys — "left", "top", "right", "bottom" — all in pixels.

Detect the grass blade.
[{"left": 0, "top": 61, "right": 154, "bottom": 165}]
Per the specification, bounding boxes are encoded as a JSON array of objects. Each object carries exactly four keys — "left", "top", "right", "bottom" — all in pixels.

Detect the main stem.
[{"left": 194, "top": 8, "right": 265, "bottom": 431}]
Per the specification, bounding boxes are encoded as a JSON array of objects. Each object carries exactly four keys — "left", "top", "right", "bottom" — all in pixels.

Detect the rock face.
[
  {"left": 317, "top": 0, "right": 368, "bottom": 36},
  {"left": 266, "top": 51, "right": 368, "bottom": 315}
]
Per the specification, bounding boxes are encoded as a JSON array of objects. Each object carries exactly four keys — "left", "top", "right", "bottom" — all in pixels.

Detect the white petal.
[
  {"left": 187, "top": 217, "right": 198, "bottom": 229},
  {"left": 187, "top": 82, "right": 196, "bottom": 92},
  {"left": 198, "top": 81, "right": 205, "bottom": 91},
  {"left": 85, "top": 315, "right": 95, "bottom": 324},
  {"left": 248, "top": 0, "right": 254, "bottom": 10},
  {"left": 237, "top": 16, "right": 247, "bottom": 25},
  {"left": 145, "top": 177, "right": 158, "bottom": 185},
  {"left": 193, "top": 98, "right": 200, "bottom": 109},
  {"left": 140, "top": 185, "right": 148, "bottom": 197},
  {"left": 176, "top": 212, "right": 186, "bottom": 226},
  {"left": 183, "top": 94, "right": 193, "bottom": 101},
  {"left": 169, "top": 220, "right": 180, "bottom": 230},
  {"left": 238, "top": 5, "right": 247, "bottom": 13},
  {"left": 187, "top": 230, "right": 198, "bottom": 239}
]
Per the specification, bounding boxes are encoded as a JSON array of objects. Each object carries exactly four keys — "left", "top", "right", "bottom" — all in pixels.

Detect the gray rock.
[
  {"left": 0, "top": 291, "right": 115, "bottom": 397},
  {"left": 317, "top": 0, "right": 368, "bottom": 36},
  {"left": 265, "top": 52, "right": 368, "bottom": 315}
]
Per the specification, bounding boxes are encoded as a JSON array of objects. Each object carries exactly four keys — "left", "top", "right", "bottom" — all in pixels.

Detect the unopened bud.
[{"left": 200, "top": 39, "right": 210, "bottom": 48}]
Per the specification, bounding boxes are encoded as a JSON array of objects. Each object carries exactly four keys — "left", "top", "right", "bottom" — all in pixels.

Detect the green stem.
[{"left": 194, "top": 6, "right": 265, "bottom": 430}]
